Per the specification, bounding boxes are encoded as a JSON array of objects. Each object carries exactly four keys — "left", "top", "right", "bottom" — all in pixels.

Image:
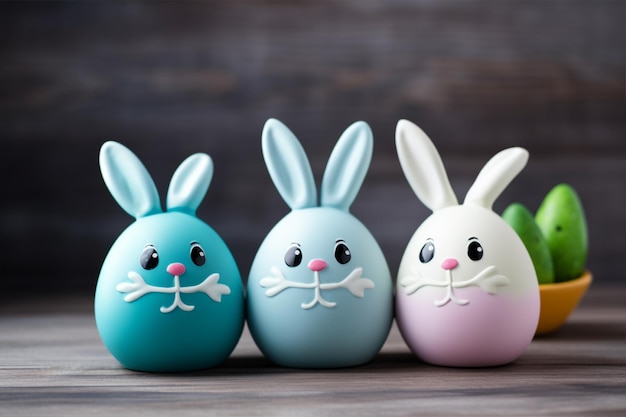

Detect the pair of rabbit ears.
[
  {"left": 396, "top": 119, "right": 528, "bottom": 212},
  {"left": 262, "top": 118, "right": 373, "bottom": 211},
  {"left": 99, "top": 141, "right": 213, "bottom": 218}
]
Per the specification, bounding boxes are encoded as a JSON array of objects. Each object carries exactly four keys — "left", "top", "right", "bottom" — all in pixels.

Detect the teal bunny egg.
[
  {"left": 95, "top": 142, "right": 244, "bottom": 372},
  {"left": 247, "top": 119, "right": 393, "bottom": 368}
]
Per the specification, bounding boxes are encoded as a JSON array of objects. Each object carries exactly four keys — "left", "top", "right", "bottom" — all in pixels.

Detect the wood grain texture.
[
  {"left": 1, "top": 287, "right": 625, "bottom": 416},
  {"left": 0, "top": 0, "right": 624, "bottom": 293}
]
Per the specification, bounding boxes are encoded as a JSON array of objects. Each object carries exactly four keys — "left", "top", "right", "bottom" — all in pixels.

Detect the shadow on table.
[
  {"left": 534, "top": 321, "right": 626, "bottom": 342},
  {"left": 126, "top": 351, "right": 528, "bottom": 379}
]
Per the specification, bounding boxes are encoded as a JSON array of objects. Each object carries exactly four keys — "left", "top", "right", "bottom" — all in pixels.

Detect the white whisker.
[
  {"left": 117, "top": 270, "right": 230, "bottom": 313},
  {"left": 261, "top": 267, "right": 374, "bottom": 309},
  {"left": 403, "top": 265, "right": 509, "bottom": 307}
]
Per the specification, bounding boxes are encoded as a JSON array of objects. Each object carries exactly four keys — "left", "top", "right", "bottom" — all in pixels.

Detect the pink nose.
[
  {"left": 308, "top": 259, "right": 328, "bottom": 272},
  {"left": 441, "top": 258, "right": 459, "bottom": 270},
  {"left": 166, "top": 263, "right": 186, "bottom": 276}
]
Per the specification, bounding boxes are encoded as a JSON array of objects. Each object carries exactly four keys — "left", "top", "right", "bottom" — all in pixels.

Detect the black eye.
[
  {"left": 334, "top": 241, "right": 351, "bottom": 264},
  {"left": 139, "top": 245, "right": 159, "bottom": 270},
  {"left": 284, "top": 244, "right": 302, "bottom": 267},
  {"left": 190, "top": 243, "right": 206, "bottom": 266},
  {"left": 419, "top": 240, "right": 435, "bottom": 263},
  {"left": 467, "top": 239, "right": 484, "bottom": 261}
]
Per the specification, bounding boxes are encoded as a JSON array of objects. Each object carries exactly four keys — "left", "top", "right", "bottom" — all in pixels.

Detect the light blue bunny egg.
[
  {"left": 95, "top": 212, "right": 244, "bottom": 372},
  {"left": 248, "top": 207, "right": 392, "bottom": 368},
  {"left": 247, "top": 118, "right": 393, "bottom": 368}
]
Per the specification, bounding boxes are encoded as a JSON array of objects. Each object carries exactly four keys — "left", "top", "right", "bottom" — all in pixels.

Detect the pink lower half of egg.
[{"left": 396, "top": 286, "right": 539, "bottom": 367}]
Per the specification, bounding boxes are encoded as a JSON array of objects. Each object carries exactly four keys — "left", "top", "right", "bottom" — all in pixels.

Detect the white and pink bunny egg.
[{"left": 394, "top": 120, "right": 540, "bottom": 367}]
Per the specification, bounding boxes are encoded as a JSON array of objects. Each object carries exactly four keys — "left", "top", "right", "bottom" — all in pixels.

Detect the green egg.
[
  {"left": 535, "top": 184, "right": 588, "bottom": 282},
  {"left": 502, "top": 203, "right": 555, "bottom": 284}
]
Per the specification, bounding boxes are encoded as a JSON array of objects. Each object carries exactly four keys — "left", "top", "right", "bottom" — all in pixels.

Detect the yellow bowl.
[{"left": 535, "top": 270, "right": 592, "bottom": 335}]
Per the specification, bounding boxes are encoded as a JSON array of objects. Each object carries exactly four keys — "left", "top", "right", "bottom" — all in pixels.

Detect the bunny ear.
[
  {"left": 464, "top": 147, "right": 528, "bottom": 210},
  {"left": 99, "top": 141, "right": 162, "bottom": 218},
  {"left": 166, "top": 153, "right": 213, "bottom": 214},
  {"left": 320, "top": 121, "right": 372, "bottom": 211},
  {"left": 262, "top": 118, "right": 317, "bottom": 210},
  {"left": 395, "top": 119, "right": 458, "bottom": 212}
]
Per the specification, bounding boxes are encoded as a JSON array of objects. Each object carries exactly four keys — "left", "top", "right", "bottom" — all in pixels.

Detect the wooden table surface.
[{"left": 1, "top": 287, "right": 624, "bottom": 417}]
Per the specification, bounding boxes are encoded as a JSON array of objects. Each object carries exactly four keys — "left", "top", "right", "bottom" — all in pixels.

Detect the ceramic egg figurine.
[
  {"left": 95, "top": 141, "right": 244, "bottom": 372},
  {"left": 394, "top": 120, "right": 540, "bottom": 367},
  {"left": 247, "top": 119, "right": 393, "bottom": 368}
]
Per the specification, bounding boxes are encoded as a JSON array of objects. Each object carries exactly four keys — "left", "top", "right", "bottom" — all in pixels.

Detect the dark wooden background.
[{"left": 1, "top": 0, "right": 624, "bottom": 295}]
